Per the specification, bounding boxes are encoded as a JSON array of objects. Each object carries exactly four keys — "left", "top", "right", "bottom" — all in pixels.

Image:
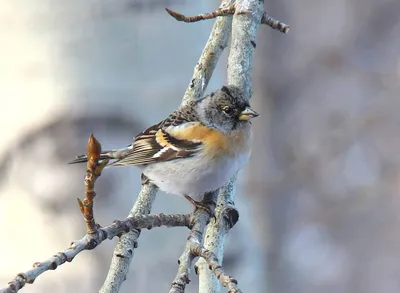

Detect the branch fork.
[{"left": 170, "top": 192, "right": 241, "bottom": 293}]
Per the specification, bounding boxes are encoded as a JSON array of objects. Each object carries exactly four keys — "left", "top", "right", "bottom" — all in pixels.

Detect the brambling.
[{"left": 69, "top": 85, "right": 259, "bottom": 210}]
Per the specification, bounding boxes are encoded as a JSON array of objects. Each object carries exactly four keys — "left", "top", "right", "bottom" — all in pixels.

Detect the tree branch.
[
  {"left": 195, "top": 245, "right": 240, "bottom": 293},
  {"left": 227, "top": 0, "right": 264, "bottom": 95},
  {"left": 178, "top": 0, "right": 235, "bottom": 104},
  {"left": 166, "top": 5, "right": 289, "bottom": 34},
  {"left": 167, "top": 0, "right": 258, "bottom": 291},
  {"left": 196, "top": 177, "right": 239, "bottom": 293},
  {"left": 1, "top": 134, "right": 187, "bottom": 293},
  {"left": 165, "top": 6, "right": 237, "bottom": 23},
  {"left": 0, "top": 213, "right": 191, "bottom": 293},
  {"left": 99, "top": 180, "right": 158, "bottom": 293},
  {"left": 196, "top": 0, "right": 265, "bottom": 292},
  {"left": 167, "top": 2, "right": 237, "bottom": 290},
  {"left": 261, "top": 12, "right": 290, "bottom": 34},
  {"left": 170, "top": 191, "right": 241, "bottom": 293},
  {"left": 169, "top": 192, "right": 217, "bottom": 293}
]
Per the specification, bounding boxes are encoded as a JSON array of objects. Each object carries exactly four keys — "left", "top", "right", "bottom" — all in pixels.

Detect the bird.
[{"left": 69, "top": 85, "right": 259, "bottom": 212}]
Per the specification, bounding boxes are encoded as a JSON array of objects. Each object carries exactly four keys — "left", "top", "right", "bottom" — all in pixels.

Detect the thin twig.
[
  {"left": 165, "top": 6, "right": 237, "bottom": 23},
  {"left": 194, "top": 246, "right": 241, "bottom": 293},
  {"left": 0, "top": 213, "right": 191, "bottom": 293},
  {"left": 166, "top": 5, "right": 290, "bottom": 34},
  {"left": 261, "top": 12, "right": 290, "bottom": 34}
]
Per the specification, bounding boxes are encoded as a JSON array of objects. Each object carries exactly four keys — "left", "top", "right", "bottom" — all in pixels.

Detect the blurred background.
[{"left": 1, "top": 0, "right": 400, "bottom": 292}]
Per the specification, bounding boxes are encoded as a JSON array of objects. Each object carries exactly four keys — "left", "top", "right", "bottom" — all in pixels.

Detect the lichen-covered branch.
[
  {"left": 169, "top": 209, "right": 212, "bottom": 292},
  {"left": 0, "top": 213, "right": 191, "bottom": 293},
  {"left": 99, "top": 181, "right": 158, "bottom": 293},
  {"left": 167, "top": 0, "right": 287, "bottom": 292},
  {"left": 196, "top": 177, "right": 239, "bottom": 293},
  {"left": 227, "top": 0, "right": 264, "bottom": 95},
  {"left": 170, "top": 191, "right": 241, "bottom": 293},
  {"left": 195, "top": 245, "right": 240, "bottom": 293},
  {"left": 179, "top": 0, "right": 235, "bottom": 104},
  {"left": 196, "top": 0, "right": 265, "bottom": 292},
  {"left": 169, "top": 192, "right": 217, "bottom": 293}
]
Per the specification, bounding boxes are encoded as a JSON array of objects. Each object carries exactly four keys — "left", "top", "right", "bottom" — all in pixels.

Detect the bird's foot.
[
  {"left": 184, "top": 194, "right": 216, "bottom": 219},
  {"left": 141, "top": 173, "right": 150, "bottom": 185}
]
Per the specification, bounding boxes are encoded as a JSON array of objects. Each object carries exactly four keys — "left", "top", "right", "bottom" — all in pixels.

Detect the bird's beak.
[{"left": 239, "top": 107, "right": 259, "bottom": 121}]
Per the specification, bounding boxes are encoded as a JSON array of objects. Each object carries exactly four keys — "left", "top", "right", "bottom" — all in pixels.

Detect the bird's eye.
[{"left": 222, "top": 106, "right": 234, "bottom": 115}]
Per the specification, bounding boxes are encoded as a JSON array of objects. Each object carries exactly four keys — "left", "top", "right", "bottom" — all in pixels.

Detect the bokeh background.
[{"left": 1, "top": 0, "right": 400, "bottom": 292}]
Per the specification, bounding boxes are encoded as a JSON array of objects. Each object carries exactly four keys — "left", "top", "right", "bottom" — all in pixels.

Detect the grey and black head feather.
[{"left": 195, "top": 85, "right": 253, "bottom": 133}]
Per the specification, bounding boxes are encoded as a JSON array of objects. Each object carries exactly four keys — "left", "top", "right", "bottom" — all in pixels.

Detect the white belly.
[{"left": 142, "top": 152, "right": 250, "bottom": 201}]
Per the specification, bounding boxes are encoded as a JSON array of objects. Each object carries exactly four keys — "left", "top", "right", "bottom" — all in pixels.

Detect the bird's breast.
[
  {"left": 168, "top": 122, "right": 252, "bottom": 158},
  {"left": 143, "top": 123, "right": 253, "bottom": 200}
]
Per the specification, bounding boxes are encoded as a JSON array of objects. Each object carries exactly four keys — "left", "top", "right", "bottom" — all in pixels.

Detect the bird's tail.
[{"left": 68, "top": 146, "right": 132, "bottom": 165}]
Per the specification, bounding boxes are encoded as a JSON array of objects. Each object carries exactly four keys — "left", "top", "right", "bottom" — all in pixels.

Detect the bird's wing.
[{"left": 109, "top": 109, "right": 203, "bottom": 167}]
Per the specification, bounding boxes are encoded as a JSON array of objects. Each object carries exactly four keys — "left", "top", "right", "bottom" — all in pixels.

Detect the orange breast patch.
[{"left": 168, "top": 122, "right": 251, "bottom": 158}]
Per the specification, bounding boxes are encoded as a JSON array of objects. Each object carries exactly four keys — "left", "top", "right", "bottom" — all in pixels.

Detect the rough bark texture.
[
  {"left": 226, "top": 0, "right": 264, "bottom": 96},
  {"left": 1, "top": 212, "right": 191, "bottom": 293},
  {"left": 170, "top": 192, "right": 217, "bottom": 293},
  {"left": 99, "top": 182, "right": 158, "bottom": 293},
  {"left": 181, "top": 0, "right": 235, "bottom": 105},
  {"left": 197, "top": 178, "right": 238, "bottom": 293},
  {"left": 197, "top": 1, "right": 265, "bottom": 291}
]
